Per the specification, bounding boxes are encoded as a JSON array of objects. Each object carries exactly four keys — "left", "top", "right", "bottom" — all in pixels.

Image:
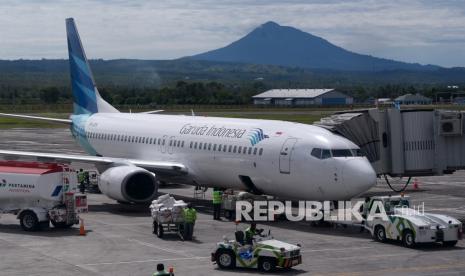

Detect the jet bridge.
[{"left": 315, "top": 108, "right": 465, "bottom": 191}]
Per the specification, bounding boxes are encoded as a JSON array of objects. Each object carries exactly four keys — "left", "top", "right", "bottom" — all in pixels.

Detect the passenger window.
[
  {"left": 322, "top": 149, "right": 331, "bottom": 159},
  {"left": 208, "top": 143, "right": 211, "bottom": 150},
  {"left": 177, "top": 141, "right": 181, "bottom": 147},
  {"left": 204, "top": 143, "right": 207, "bottom": 150},
  {"left": 169, "top": 140, "right": 173, "bottom": 146},
  {"left": 194, "top": 142, "right": 198, "bottom": 149},
  {"left": 248, "top": 147, "right": 252, "bottom": 154},
  {"left": 218, "top": 145, "right": 222, "bottom": 151},
  {"left": 253, "top": 148, "right": 257, "bottom": 155},
  {"left": 238, "top": 146, "right": 242, "bottom": 154},
  {"left": 228, "top": 145, "right": 232, "bottom": 152},
  {"left": 190, "top": 141, "right": 193, "bottom": 148},
  {"left": 233, "top": 146, "right": 237, "bottom": 153},
  {"left": 199, "top": 142, "right": 203, "bottom": 149},
  {"left": 311, "top": 148, "right": 322, "bottom": 159},
  {"left": 181, "top": 141, "right": 185, "bottom": 147},
  {"left": 213, "top": 144, "right": 217, "bottom": 151},
  {"left": 223, "top": 145, "right": 227, "bottom": 152},
  {"left": 259, "top": 148, "right": 263, "bottom": 155}
]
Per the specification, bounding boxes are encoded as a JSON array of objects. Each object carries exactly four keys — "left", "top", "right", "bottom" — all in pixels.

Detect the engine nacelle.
[{"left": 98, "top": 166, "right": 158, "bottom": 203}]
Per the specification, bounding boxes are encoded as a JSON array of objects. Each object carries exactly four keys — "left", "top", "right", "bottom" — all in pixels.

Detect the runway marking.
[
  {"left": 301, "top": 246, "right": 372, "bottom": 253},
  {"left": 77, "top": 256, "right": 210, "bottom": 267},
  {"left": 127, "top": 238, "right": 193, "bottom": 257},
  {"left": 314, "top": 261, "right": 465, "bottom": 276}
]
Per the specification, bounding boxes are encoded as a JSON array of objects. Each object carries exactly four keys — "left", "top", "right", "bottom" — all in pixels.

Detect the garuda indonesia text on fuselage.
[{"left": 0, "top": 18, "right": 376, "bottom": 203}]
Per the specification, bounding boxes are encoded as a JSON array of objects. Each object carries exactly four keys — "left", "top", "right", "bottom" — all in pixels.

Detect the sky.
[{"left": 1, "top": 0, "right": 465, "bottom": 67}]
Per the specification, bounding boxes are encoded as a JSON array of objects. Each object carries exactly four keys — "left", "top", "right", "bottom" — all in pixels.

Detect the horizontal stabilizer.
[{"left": 0, "top": 113, "right": 72, "bottom": 124}]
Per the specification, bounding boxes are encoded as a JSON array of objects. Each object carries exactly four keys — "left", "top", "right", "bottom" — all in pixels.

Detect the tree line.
[{"left": 0, "top": 80, "right": 461, "bottom": 106}]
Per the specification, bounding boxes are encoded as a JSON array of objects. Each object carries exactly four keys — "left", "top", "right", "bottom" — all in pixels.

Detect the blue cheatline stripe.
[{"left": 51, "top": 185, "right": 63, "bottom": 197}]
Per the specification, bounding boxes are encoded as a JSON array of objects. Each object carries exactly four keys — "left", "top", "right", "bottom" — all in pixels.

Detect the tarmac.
[{"left": 0, "top": 128, "right": 464, "bottom": 276}]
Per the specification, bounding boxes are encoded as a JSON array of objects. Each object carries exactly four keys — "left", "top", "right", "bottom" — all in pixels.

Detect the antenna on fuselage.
[{"left": 191, "top": 109, "right": 195, "bottom": 116}]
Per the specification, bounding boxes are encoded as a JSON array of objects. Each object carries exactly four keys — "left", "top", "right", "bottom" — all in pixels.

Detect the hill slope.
[{"left": 191, "top": 21, "right": 439, "bottom": 72}]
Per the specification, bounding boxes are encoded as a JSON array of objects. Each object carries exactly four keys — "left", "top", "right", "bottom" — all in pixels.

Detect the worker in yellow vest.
[
  {"left": 77, "top": 169, "right": 86, "bottom": 193},
  {"left": 182, "top": 203, "right": 197, "bottom": 240},
  {"left": 212, "top": 188, "right": 222, "bottom": 220}
]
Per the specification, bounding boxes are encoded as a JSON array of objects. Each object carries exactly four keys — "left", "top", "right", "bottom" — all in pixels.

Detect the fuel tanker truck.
[{"left": 0, "top": 161, "right": 87, "bottom": 231}]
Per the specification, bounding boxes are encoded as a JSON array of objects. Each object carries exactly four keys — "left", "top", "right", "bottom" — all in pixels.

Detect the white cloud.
[{"left": 0, "top": 0, "right": 464, "bottom": 66}]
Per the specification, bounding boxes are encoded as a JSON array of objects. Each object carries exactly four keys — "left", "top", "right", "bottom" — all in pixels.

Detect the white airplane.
[{"left": 0, "top": 18, "right": 376, "bottom": 203}]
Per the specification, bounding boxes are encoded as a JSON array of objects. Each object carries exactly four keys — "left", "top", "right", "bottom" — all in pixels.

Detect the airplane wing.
[
  {"left": 0, "top": 113, "right": 72, "bottom": 124},
  {"left": 0, "top": 150, "right": 187, "bottom": 176}
]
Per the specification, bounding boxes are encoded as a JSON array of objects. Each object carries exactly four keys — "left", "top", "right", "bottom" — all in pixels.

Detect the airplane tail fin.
[{"left": 66, "top": 18, "right": 119, "bottom": 115}]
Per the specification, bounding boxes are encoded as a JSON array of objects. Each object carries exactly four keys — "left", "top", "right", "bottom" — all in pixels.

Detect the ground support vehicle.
[
  {"left": 211, "top": 226, "right": 302, "bottom": 272},
  {"left": 0, "top": 161, "right": 88, "bottom": 231},
  {"left": 331, "top": 195, "right": 462, "bottom": 248},
  {"left": 366, "top": 195, "right": 462, "bottom": 247},
  {"left": 150, "top": 194, "right": 187, "bottom": 240}
]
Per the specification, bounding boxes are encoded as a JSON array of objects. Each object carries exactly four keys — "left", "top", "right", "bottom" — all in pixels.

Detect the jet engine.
[{"left": 98, "top": 166, "right": 158, "bottom": 203}]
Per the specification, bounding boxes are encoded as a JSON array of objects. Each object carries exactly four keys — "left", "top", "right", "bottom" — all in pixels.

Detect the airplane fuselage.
[{"left": 71, "top": 113, "right": 376, "bottom": 200}]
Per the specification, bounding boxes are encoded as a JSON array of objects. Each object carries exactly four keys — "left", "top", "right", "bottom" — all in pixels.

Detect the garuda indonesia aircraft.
[{"left": 0, "top": 18, "right": 376, "bottom": 203}]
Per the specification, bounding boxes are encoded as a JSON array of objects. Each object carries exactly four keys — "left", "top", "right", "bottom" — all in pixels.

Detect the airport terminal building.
[{"left": 252, "top": 89, "right": 353, "bottom": 106}]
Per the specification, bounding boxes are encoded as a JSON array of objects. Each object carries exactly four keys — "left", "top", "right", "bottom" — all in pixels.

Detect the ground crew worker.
[
  {"left": 153, "top": 263, "right": 173, "bottom": 276},
  {"left": 212, "top": 188, "right": 222, "bottom": 220},
  {"left": 183, "top": 203, "right": 197, "bottom": 240},
  {"left": 77, "top": 169, "right": 86, "bottom": 193},
  {"left": 245, "top": 223, "right": 263, "bottom": 244},
  {"left": 360, "top": 197, "right": 370, "bottom": 232}
]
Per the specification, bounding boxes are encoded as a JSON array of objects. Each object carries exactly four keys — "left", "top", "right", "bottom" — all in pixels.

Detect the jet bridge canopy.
[{"left": 315, "top": 108, "right": 465, "bottom": 178}]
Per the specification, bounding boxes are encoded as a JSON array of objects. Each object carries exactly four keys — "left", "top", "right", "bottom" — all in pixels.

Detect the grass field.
[
  {"left": 0, "top": 109, "right": 330, "bottom": 128},
  {"left": 2, "top": 103, "right": 464, "bottom": 129}
]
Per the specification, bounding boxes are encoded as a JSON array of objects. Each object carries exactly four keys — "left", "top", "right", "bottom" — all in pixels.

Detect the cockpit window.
[
  {"left": 311, "top": 148, "right": 322, "bottom": 159},
  {"left": 311, "top": 148, "right": 332, "bottom": 159},
  {"left": 331, "top": 149, "right": 353, "bottom": 157},
  {"left": 351, "top": 148, "right": 363, "bottom": 156},
  {"left": 321, "top": 149, "right": 331, "bottom": 159},
  {"left": 312, "top": 148, "right": 360, "bottom": 159}
]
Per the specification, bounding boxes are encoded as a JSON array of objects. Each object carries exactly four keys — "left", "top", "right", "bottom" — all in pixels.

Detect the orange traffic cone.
[
  {"left": 413, "top": 178, "right": 419, "bottom": 190},
  {"left": 79, "top": 218, "right": 86, "bottom": 236}
]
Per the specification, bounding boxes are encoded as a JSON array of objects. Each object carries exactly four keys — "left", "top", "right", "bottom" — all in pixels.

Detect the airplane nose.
[{"left": 343, "top": 158, "right": 377, "bottom": 198}]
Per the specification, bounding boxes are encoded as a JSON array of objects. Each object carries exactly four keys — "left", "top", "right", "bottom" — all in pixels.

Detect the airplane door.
[{"left": 279, "top": 138, "right": 297, "bottom": 174}]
